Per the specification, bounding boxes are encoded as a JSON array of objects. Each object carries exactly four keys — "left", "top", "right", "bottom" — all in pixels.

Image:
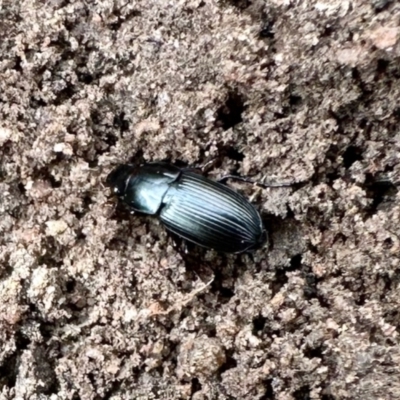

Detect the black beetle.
[{"left": 106, "top": 162, "right": 267, "bottom": 254}]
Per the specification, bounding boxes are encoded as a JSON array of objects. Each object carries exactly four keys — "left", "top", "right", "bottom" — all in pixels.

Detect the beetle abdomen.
[{"left": 160, "top": 171, "right": 266, "bottom": 253}]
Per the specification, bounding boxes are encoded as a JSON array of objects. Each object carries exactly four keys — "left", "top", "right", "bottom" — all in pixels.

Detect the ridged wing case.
[{"left": 160, "top": 171, "right": 266, "bottom": 253}]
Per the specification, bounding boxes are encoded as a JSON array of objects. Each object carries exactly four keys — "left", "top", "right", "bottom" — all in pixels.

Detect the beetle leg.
[
  {"left": 218, "top": 174, "right": 293, "bottom": 188},
  {"left": 184, "top": 158, "right": 219, "bottom": 174},
  {"left": 198, "top": 159, "right": 218, "bottom": 173},
  {"left": 245, "top": 252, "right": 255, "bottom": 263},
  {"left": 170, "top": 235, "right": 190, "bottom": 254},
  {"left": 249, "top": 188, "right": 261, "bottom": 202}
]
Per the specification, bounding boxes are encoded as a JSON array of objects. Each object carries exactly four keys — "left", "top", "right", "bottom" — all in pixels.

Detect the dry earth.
[{"left": 1, "top": 0, "right": 400, "bottom": 399}]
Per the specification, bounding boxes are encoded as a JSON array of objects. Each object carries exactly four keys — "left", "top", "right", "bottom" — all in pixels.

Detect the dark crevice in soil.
[
  {"left": 217, "top": 143, "right": 245, "bottom": 162},
  {"left": 75, "top": 228, "right": 87, "bottom": 241},
  {"left": 34, "top": 166, "right": 63, "bottom": 189},
  {"left": 211, "top": 268, "right": 236, "bottom": 303},
  {"left": 289, "top": 94, "right": 303, "bottom": 109},
  {"left": 38, "top": 342, "right": 61, "bottom": 394},
  {"left": 271, "top": 269, "right": 288, "bottom": 295},
  {"left": 218, "top": 351, "right": 237, "bottom": 374},
  {"left": 207, "top": 325, "right": 217, "bottom": 337},
  {"left": 36, "top": 237, "right": 63, "bottom": 269},
  {"left": 252, "top": 315, "right": 267, "bottom": 335},
  {"left": 333, "top": 233, "right": 347, "bottom": 245},
  {"left": 108, "top": 8, "right": 141, "bottom": 31},
  {"left": 103, "top": 380, "right": 123, "bottom": 400},
  {"left": 42, "top": 379, "right": 60, "bottom": 395},
  {"left": 17, "top": 182, "right": 26, "bottom": 195},
  {"left": 273, "top": 108, "right": 290, "bottom": 119},
  {"left": 216, "top": 90, "right": 246, "bottom": 130},
  {"left": 29, "top": 96, "right": 47, "bottom": 109},
  {"left": 329, "top": 97, "right": 361, "bottom": 125},
  {"left": 222, "top": 0, "right": 252, "bottom": 10},
  {"left": 101, "top": 133, "right": 119, "bottom": 154},
  {"left": 113, "top": 111, "right": 130, "bottom": 133},
  {"left": 317, "top": 293, "right": 331, "bottom": 309},
  {"left": 321, "top": 24, "right": 335, "bottom": 37},
  {"left": 342, "top": 145, "right": 363, "bottom": 169},
  {"left": 0, "top": 256, "right": 13, "bottom": 279},
  {"left": 375, "top": 58, "right": 390, "bottom": 80},
  {"left": 53, "top": 83, "right": 77, "bottom": 106},
  {"left": 384, "top": 310, "right": 400, "bottom": 333},
  {"left": 351, "top": 67, "right": 373, "bottom": 98},
  {"left": 321, "top": 395, "right": 336, "bottom": 400},
  {"left": 271, "top": 254, "right": 303, "bottom": 295},
  {"left": 190, "top": 377, "right": 202, "bottom": 397},
  {"left": 324, "top": 143, "right": 342, "bottom": 184},
  {"left": 0, "top": 331, "right": 31, "bottom": 388},
  {"left": 12, "top": 55, "right": 23, "bottom": 72},
  {"left": 308, "top": 243, "right": 319, "bottom": 254},
  {"left": 88, "top": 372, "right": 99, "bottom": 390},
  {"left": 372, "top": 0, "right": 393, "bottom": 13},
  {"left": 380, "top": 271, "right": 400, "bottom": 299},
  {"left": 304, "top": 344, "right": 324, "bottom": 359},
  {"left": 382, "top": 237, "right": 393, "bottom": 249},
  {"left": 107, "top": 235, "right": 130, "bottom": 251},
  {"left": 88, "top": 159, "right": 99, "bottom": 168},
  {"left": 65, "top": 278, "right": 76, "bottom": 293},
  {"left": 89, "top": 109, "right": 120, "bottom": 155},
  {"left": 17, "top": 331, "right": 31, "bottom": 350},
  {"left": 363, "top": 173, "right": 398, "bottom": 216},
  {"left": 283, "top": 84, "right": 304, "bottom": 114},
  {"left": 303, "top": 271, "right": 319, "bottom": 300},
  {"left": 0, "top": 353, "right": 18, "bottom": 388},
  {"left": 260, "top": 378, "right": 275, "bottom": 400},
  {"left": 126, "top": 148, "right": 146, "bottom": 166},
  {"left": 263, "top": 215, "right": 292, "bottom": 252},
  {"left": 71, "top": 194, "right": 93, "bottom": 220},
  {"left": 39, "top": 325, "right": 57, "bottom": 348},
  {"left": 354, "top": 292, "right": 366, "bottom": 306},
  {"left": 259, "top": 19, "right": 275, "bottom": 39},
  {"left": 77, "top": 72, "right": 95, "bottom": 84},
  {"left": 29, "top": 302, "right": 39, "bottom": 314},
  {"left": 293, "top": 385, "right": 311, "bottom": 400},
  {"left": 290, "top": 254, "right": 302, "bottom": 270}
]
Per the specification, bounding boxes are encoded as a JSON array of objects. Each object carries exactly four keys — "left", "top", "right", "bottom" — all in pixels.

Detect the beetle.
[{"left": 106, "top": 162, "right": 267, "bottom": 254}]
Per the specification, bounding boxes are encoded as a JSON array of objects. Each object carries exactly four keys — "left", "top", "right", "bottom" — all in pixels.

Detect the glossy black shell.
[{"left": 107, "top": 162, "right": 266, "bottom": 254}]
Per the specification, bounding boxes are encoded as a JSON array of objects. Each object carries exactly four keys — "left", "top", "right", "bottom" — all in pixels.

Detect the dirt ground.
[{"left": 1, "top": 0, "right": 400, "bottom": 399}]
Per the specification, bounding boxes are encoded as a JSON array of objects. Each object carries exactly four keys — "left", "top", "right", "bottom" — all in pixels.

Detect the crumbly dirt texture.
[{"left": 1, "top": 0, "right": 400, "bottom": 399}]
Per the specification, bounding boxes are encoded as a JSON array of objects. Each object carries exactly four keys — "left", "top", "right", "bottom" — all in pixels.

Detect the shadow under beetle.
[{"left": 106, "top": 162, "right": 269, "bottom": 254}]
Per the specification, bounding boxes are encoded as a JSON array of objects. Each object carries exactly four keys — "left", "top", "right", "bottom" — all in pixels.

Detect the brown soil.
[{"left": 1, "top": 0, "right": 400, "bottom": 399}]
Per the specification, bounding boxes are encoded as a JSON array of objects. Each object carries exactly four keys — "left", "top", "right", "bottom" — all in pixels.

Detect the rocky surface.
[{"left": 1, "top": 0, "right": 400, "bottom": 399}]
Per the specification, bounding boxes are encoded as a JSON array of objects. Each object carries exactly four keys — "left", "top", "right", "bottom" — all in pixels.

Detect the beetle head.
[{"left": 106, "top": 164, "right": 134, "bottom": 196}]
